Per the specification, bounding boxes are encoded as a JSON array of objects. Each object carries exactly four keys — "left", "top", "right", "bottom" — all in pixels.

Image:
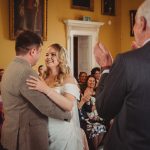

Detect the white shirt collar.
[{"left": 143, "top": 38, "right": 150, "bottom": 46}]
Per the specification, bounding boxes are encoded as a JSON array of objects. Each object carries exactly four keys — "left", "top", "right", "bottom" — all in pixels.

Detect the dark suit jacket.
[
  {"left": 1, "top": 57, "right": 71, "bottom": 150},
  {"left": 96, "top": 41, "right": 150, "bottom": 150}
]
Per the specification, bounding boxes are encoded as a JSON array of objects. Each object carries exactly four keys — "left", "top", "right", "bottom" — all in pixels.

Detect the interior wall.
[
  {"left": 0, "top": 0, "right": 121, "bottom": 70},
  {"left": 97, "top": 0, "right": 121, "bottom": 58},
  {"left": 120, "top": 0, "right": 144, "bottom": 52},
  {"left": 0, "top": 0, "right": 144, "bottom": 70},
  {"left": 0, "top": 0, "right": 15, "bottom": 69}
]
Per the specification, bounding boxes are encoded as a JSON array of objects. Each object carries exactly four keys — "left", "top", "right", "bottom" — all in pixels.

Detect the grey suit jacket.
[
  {"left": 1, "top": 57, "right": 71, "bottom": 150},
  {"left": 96, "top": 41, "right": 150, "bottom": 150}
]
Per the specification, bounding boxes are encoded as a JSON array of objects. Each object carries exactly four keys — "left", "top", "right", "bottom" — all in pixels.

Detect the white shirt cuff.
[{"left": 102, "top": 69, "right": 110, "bottom": 74}]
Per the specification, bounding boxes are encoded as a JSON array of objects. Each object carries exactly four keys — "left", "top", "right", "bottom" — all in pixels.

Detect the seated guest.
[
  {"left": 38, "top": 65, "right": 45, "bottom": 77},
  {"left": 91, "top": 67, "right": 101, "bottom": 88},
  {"left": 0, "top": 96, "right": 4, "bottom": 139},
  {"left": 78, "top": 75, "right": 106, "bottom": 150},
  {"left": 78, "top": 72, "right": 87, "bottom": 93},
  {"left": 0, "top": 69, "right": 4, "bottom": 140},
  {"left": 0, "top": 69, "right": 4, "bottom": 92}
]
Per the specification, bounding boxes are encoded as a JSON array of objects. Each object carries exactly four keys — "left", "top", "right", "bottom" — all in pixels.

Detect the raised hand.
[{"left": 94, "top": 42, "right": 113, "bottom": 67}]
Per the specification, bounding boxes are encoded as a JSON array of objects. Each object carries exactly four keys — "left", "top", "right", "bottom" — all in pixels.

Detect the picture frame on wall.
[
  {"left": 101, "top": 0, "right": 115, "bottom": 16},
  {"left": 71, "top": 0, "right": 94, "bottom": 11},
  {"left": 9, "top": 0, "right": 47, "bottom": 40},
  {"left": 130, "top": 10, "right": 137, "bottom": 37}
]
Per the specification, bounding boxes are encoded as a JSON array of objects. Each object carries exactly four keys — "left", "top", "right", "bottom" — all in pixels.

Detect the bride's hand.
[{"left": 26, "top": 75, "right": 49, "bottom": 93}]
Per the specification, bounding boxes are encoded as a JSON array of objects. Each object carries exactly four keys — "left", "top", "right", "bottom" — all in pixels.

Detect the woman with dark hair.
[
  {"left": 0, "top": 69, "right": 4, "bottom": 141},
  {"left": 91, "top": 67, "right": 101, "bottom": 87},
  {"left": 78, "top": 72, "right": 87, "bottom": 93},
  {"left": 38, "top": 65, "right": 45, "bottom": 77},
  {"left": 78, "top": 75, "right": 106, "bottom": 150}
]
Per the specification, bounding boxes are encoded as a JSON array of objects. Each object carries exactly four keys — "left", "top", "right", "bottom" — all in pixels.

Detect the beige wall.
[
  {"left": 121, "top": 0, "right": 144, "bottom": 52},
  {"left": 0, "top": 0, "right": 144, "bottom": 70}
]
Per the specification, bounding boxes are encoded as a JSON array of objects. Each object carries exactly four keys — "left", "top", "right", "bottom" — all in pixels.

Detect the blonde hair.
[{"left": 44, "top": 43, "right": 71, "bottom": 86}]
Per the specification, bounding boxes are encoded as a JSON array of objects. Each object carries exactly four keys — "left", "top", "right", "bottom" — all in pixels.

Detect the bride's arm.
[{"left": 26, "top": 76, "right": 74, "bottom": 111}]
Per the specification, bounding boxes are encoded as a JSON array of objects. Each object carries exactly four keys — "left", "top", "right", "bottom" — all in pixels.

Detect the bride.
[{"left": 26, "top": 43, "right": 88, "bottom": 150}]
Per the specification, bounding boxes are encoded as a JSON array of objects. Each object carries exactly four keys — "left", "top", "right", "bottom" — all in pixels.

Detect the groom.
[{"left": 1, "top": 30, "right": 71, "bottom": 150}]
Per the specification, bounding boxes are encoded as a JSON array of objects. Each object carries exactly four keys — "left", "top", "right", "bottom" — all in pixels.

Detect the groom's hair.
[{"left": 15, "top": 30, "right": 43, "bottom": 56}]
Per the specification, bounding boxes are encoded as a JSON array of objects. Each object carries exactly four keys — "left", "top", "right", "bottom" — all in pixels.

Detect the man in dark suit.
[
  {"left": 94, "top": 0, "right": 150, "bottom": 150},
  {"left": 1, "top": 30, "right": 71, "bottom": 150}
]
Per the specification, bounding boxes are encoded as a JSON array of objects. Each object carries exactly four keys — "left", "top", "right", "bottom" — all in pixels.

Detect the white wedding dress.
[{"left": 48, "top": 83, "right": 84, "bottom": 150}]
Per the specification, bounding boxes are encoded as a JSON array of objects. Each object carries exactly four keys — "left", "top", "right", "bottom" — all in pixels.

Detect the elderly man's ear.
[{"left": 140, "top": 16, "right": 147, "bottom": 31}]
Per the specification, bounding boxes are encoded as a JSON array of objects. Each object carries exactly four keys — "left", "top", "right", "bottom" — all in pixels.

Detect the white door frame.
[{"left": 64, "top": 19, "right": 104, "bottom": 74}]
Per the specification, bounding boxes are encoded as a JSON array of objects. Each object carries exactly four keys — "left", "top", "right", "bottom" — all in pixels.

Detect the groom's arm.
[{"left": 20, "top": 69, "right": 71, "bottom": 121}]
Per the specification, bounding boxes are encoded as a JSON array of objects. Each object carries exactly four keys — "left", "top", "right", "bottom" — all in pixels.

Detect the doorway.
[
  {"left": 73, "top": 35, "right": 92, "bottom": 79},
  {"left": 64, "top": 19, "right": 104, "bottom": 79}
]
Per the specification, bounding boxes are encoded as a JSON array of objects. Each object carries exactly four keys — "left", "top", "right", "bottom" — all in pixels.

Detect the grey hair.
[{"left": 136, "top": 0, "right": 150, "bottom": 27}]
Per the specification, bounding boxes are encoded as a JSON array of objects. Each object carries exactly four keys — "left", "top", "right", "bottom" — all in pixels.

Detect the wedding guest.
[
  {"left": 94, "top": 1, "right": 150, "bottom": 149},
  {"left": 38, "top": 65, "right": 45, "bottom": 77},
  {"left": 78, "top": 72, "right": 88, "bottom": 93},
  {"left": 0, "top": 69, "right": 4, "bottom": 93},
  {"left": 91, "top": 67, "right": 101, "bottom": 88},
  {"left": 78, "top": 75, "right": 106, "bottom": 150}
]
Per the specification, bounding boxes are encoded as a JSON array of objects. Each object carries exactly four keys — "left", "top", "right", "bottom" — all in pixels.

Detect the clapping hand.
[
  {"left": 94, "top": 42, "right": 113, "bottom": 67},
  {"left": 83, "top": 88, "right": 93, "bottom": 102},
  {"left": 82, "top": 95, "right": 91, "bottom": 103}
]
